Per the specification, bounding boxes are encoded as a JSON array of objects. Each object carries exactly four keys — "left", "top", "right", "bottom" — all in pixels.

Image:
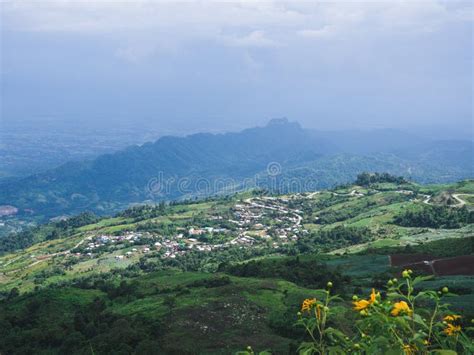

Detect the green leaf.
[
  {"left": 412, "top": 313, "right": 428, "bottom": 328},
  {"left": 328, "top": 347, "right": 347, "bottom": 355},
  {"left": 415, "top": 290, "right": 438, "bottom": 300},
  {"left": 412, "top": 275, "right": 434, "bottom": 286}
]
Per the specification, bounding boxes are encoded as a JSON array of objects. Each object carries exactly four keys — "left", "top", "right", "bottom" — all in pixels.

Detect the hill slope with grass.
[{"left": 0, "top": 176, "right": 473, "bottom": 353}]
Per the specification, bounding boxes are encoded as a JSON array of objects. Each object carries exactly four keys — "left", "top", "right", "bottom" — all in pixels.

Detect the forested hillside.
[{"left": 0, "top": 120, "right": 472, "bottom": 221}]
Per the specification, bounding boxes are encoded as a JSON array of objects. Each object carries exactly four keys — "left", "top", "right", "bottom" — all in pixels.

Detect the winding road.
[
  {"left": 1, "top": 235, "right": 88, "bottom": 274},
  {"left": 422, "top": 193, "right": 473, "bottom": 207}
]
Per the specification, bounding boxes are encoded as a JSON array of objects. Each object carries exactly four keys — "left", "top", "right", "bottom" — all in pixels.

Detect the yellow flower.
[
  {"left": 403, "top": 344, "right": 416, "bottom": 355},
  {"left": 301, "top": 298, "right": 317, "bottom": 312},
  {"left": 353, "top": 289, "right": 379, "bottom": 311},
  {"left": 391, "top": 301, "right": 412, "bottom": 316},
  {"left": 369, "top": 288, "right": 380, "bottom": 303},
  {"left": 443, "top": 314, "right": 461, "bottom": 323},
  {"left": 353, "top": 299, "right": 370, "bottom": 311},
  {"left": 316, "top": 304, "right": 322, "bottom": 320},
  {"left": 444, "top": 323, "right": 461, "bottom": 336}
]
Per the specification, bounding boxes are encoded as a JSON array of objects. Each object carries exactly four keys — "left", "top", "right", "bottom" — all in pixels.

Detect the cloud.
[
  {"left": 3, "top": 1, "right": 471, "bottom": 37},
  {"left": 1, "top": 1, "right": 471, "bottom": 131},
  {"left": 297, "top": 26, "right": 335, "bottom": 39},
  {"left": 221, "top": 30, "right": 280, "bottom": 48},
  {"left": 1, "top": 0, "right": 472, "bottom": 62}
]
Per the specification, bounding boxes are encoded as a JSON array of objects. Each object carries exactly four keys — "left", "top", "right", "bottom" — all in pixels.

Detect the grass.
[
  {"left": 97, "top": 271, "right": 316, "bottom": 352},
  {"left": 418, "top": 180, "right": 474, "bottom": 195},
  {"left": 2, "top": 250, "right": 474, "bottom": 353},
  {"left": 77, "top": 217, "right": 129, "bottom": 232},
  {"left": 14, "top": 259, "right": 472, "bottom": 352},
  {"left": 2, "top": 180, "right": 472, "bottom": 296},
  {"left": 1, "top": 180, "right": 473, "bottom": 354},
  {"left": 459, "top": 194, "right": 474, "bottom": 205},
  {"left": 325, "top": 254, "right": 391, "bottom": 276}
]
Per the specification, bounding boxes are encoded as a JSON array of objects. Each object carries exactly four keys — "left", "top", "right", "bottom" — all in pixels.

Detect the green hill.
[
  {"left": 1, "top": 177, "right": 473, "bottom": 353},
  {"left": 0, "top": 121, "right": 472, "bottom": 221}
]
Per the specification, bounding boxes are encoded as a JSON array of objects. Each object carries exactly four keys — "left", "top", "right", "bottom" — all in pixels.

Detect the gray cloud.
[{"left": 1, "top": 1, "right": 472, "bottom": 133}]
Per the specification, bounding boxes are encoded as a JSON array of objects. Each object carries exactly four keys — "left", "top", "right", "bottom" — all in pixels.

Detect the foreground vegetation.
[{"left": 293, "top": 272, "right": 473, "bottom": 354}]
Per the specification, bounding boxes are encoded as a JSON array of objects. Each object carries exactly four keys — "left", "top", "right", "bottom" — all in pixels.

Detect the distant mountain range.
[{"left": 0, "top": 119, "right": 472, "bottom": 219}]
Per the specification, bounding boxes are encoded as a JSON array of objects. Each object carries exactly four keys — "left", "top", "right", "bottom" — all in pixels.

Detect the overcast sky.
[{"left": 1, "top": 1, "right": 472, "bottom": 134}]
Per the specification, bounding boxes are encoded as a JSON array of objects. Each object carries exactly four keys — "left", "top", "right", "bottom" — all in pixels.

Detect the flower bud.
[
  {"left": 442, "top": 287, "right": 449, "bottom": 294},
  {"left": 402, "top": 270, "right": 410, "bottom": 278},
  {"left": 327, "top": 281, "right": 333, "bottom": 288},
  {"left": 392, "top": 278, "right": 398, "bottom": 283},
  {"left": 352, "top": 295, "right": 358, "bottom": 301},
  {"left": 387, "top": 280, "right": 393, "bottom": 286}
]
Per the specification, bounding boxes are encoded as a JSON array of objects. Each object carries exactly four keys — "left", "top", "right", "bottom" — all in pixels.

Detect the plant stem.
[{"left": 427, "top": 299, "right": 439, "bottom": 343}]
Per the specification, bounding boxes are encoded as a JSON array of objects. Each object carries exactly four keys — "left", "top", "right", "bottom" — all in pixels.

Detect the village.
[{"left": 70, "top": 196, "right": 308, "bottom": 262}]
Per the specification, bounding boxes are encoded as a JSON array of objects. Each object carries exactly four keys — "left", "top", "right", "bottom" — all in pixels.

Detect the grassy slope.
[
  {"left": 2, "top": 248, "right": 473, "bottom": 353},
  {"left": 0, "top": 180, "right": 473, "bottom": 353},
  {"left": 1, "top": 270, "right": 316, "bottom": 353},
  {"left": 2, "top": 181, "right": 473, "bottom": 292}
]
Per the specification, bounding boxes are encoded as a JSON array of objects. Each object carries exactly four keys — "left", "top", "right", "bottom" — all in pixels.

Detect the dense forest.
[
  {"left": 394, "top": 205, "right": 474, "bottom": 229},
  {"left": 354, "top": 172, "right": 407, "bottom": 186}
]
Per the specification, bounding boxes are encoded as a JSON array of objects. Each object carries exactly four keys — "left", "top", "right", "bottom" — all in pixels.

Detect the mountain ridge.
[{"left": 0, "top": 120, "right": 472, "bottom": 219}]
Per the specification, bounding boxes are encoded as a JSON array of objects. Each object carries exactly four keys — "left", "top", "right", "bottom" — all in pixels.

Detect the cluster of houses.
[
  {"left": 73, "top": 196, "right": 311, "bottom": 262},
  {"left": 72, "top": 232, "right": 151, "bottom": 258},
  {"left": 229, "top": 235, "right": 256, "bottom": 246},
  {"left": 222, "top": 196, "right": 309, "bottom": 249},
  {"left": 188, "top": 227, "right": 228, "bottom": 235},
  {"left": 74, "top": 227, "right": 231, "bottom": 261},
  {"left": 114, "top": 246, "right": 151, "bottom": 260},
  {"left": 82, "top": 232, "right": 144, "bottom": 250}
]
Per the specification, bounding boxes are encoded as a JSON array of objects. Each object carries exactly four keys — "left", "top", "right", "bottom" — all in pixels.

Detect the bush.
[
  {"left": 293, "top": 273, "right": 474, "bottom": 354},
  {"left": 394, "top": 205, "right": 474, "bottom": 229},
  {"left": 225, "top": 257, "right": 349, "bottom": 292}
]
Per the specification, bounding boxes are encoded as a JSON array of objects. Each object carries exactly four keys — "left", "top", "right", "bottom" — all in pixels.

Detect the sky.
[{"left": 1, "top": 1, "right": 473, "bottom": 136}]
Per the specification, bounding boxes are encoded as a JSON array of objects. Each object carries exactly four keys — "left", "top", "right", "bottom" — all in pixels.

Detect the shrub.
[
  {"left": 394, "top": 205, "right": 474, "bottom": 229},
  {"left": 294, "top": 273, "right": 474, "bottom": 354}
]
